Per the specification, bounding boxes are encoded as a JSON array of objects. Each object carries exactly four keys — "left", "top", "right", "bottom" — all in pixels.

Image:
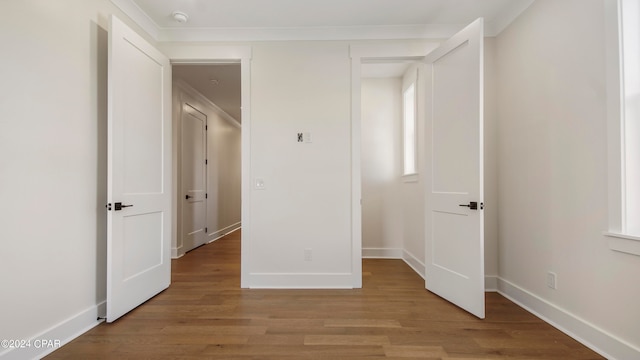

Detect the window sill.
[
  {"left": 603, "top": 232, "right": 640, "bottom": 256},
  {"left": 402, "top": 173, "right": 419, "bottom": 183}
]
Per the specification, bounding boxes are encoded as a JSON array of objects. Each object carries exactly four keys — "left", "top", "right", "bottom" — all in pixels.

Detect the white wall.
[
  {"left": 172, "top": 81, "right": 241, "bottom": 257},
  {"left": 0, "top": 0, "right": 154, "bottom": 357},
  {"left": 207, "top": 105, "right": 242, "bottom": 237},
  {"left": 496, "top": 0, "right": 640, "bottom": 357},
  {"left": 361, "top": 78, "right": 403, "bottom": 256},
  {"left": 248, "top": 42, "right": 353, "bottom": 286}
]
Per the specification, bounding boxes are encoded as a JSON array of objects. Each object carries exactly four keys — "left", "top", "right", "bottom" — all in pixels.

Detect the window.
[
  {"left": 403, "top": 82, "right": 417, "bottom": 175},
  {"left": 605, "top": 0, "right": 640, "bottom": 255}
]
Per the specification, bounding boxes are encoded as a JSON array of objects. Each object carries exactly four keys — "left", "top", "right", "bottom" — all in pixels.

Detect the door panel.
[
  {"left": 424, "top": 18, "right": 485, "bottom": 319},
  {"left": 107, "top": 15, "right": 171, "bottom": 322},
  {"left": 181, "top": 103, "right": 207, "bottom": 252}
]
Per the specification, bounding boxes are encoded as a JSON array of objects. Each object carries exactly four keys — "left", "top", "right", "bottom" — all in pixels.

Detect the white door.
[
  {"left": 107, "top": 15, "right": 172, "bottom": 322},
  {"left": 181, "top": 103, "right": 207, "bottom": 252},
  {"left": 423, "top": 18, "right": 485, "bottom": 318}
]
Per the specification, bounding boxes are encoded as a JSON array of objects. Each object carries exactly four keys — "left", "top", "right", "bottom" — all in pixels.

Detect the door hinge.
[
  {"left": 205, "top": 227, "right": 208, "bottom": 233},
  {"left": 205, "top": 125, "right": 208, "bottom": 131},
  {"left": 205, "top": 193, "right": 208, "bottom": 199},
  {"left": 205, "top": 159, "right": 208, "bottom": 165}
]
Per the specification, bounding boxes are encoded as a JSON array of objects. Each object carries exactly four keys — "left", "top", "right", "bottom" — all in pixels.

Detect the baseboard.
[
  {"left": 207, "top": 222, "right": 241, "bottom": 244},
  {"left": 248, "top": 273, "right": 354, "bottom": 288},
  {"left": 0, "top": 302, "right": 106, "bottom": 360},
  {"left": 484, "top": 275, "right": 498, "bottom": 292},
  {"left": 497, "top": 277, "right": 639, "bottom": 360},
  {"left": 362, "top": 247, "right": 403, "bottom": 258},
  {"left": 171, "top": 245, "right": 183, "bottom": 259},
  {"left": 402, "top": 249, "right": 426, "bottom": 279}
]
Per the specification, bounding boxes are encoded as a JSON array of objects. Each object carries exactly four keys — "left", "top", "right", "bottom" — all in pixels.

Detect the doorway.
[
  {"left": 360, "top": 59, "right": 427, "bottom": 278},
  {"left": 172, "top": 64, "right": 242, "bottom": 257}
]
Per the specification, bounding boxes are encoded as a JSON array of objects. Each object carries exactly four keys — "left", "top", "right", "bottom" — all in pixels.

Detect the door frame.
[
  {"left": 350, "top": 43, "right": 439, "bottom": 287},
  {"left": 161, "top": 45, "right": 252, "bottom": 287}
]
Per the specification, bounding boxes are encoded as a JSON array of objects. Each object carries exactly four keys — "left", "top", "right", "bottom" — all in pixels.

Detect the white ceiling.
[
  {"left": 173, "top": 64, "right": 241, "bottom": 122},
  {"left": 111, "top": 0, "right": 535, "bottom": 41}
]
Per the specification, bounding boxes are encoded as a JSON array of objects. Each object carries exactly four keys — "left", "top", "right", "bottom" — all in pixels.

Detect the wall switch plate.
[
  {"left": 547, "top": 271, "right": 557, "bottom": 289},
  {"left": 304, "top": 248, "right": 312, "bottom": 261},
  {"left": 255, "top": 178, "right": 265, "bottom": 190}
]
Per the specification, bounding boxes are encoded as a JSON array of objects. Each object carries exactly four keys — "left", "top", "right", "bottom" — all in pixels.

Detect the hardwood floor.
[{"left": 46, "top": 230, "right": 603, "bottom": 359}]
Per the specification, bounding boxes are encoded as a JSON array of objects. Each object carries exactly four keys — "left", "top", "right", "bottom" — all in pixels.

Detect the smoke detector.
[{"left": 171, "top": 11, "right": 189, "bottom": 23}]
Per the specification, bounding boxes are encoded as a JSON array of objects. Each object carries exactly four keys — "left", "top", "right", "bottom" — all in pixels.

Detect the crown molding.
[
  {"left": 157, "top": 24, "right": 463, "bottom": 42},
  {"left": 111, "top": 0, "right": 532, "bottom": 42},
  {"left": 110, "top": 0, "right": 159, "bottom": 39},
  {"left": 487, "top": 0, "right": 535, "bottom": 35}
]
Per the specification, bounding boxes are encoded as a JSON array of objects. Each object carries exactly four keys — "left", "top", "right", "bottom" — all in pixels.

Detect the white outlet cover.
[{"left": 547, "top": 272, "right": 557, "bottom": 289}]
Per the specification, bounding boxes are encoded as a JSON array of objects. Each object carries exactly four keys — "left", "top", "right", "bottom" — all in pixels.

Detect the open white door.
[
  {"left": 424, "top": 18, "right": 485, "bottom": 318},
  {"left": 107, "top": 15, "right": 172, "bottom": 322}
]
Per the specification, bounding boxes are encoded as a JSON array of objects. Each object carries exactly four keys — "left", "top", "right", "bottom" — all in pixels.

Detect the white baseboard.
[
  {"left": 0, "top": 302, "right": 105, "bottom": 360},
  {"left": 497, "top": 277, "right": 640, "bottom": 360},
  {"left": 402, "top": 250, "right": 426, "bottom": 279},
  {"left": 207, "top": 222, "right": 241, "bottom": 243},
  {"left": 362, "top": 247, "right": 403, "bottom": 258},
  {"left": 171, "top": 245, "right": 183, "bottom": 259},
  {"left": 248, "top": 273, "right": 354, "bottom": 288}
]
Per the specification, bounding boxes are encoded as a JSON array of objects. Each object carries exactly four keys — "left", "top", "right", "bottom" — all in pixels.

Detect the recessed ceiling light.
[{"left": 171, "top": 11, "right": 189, "bottom": 23}]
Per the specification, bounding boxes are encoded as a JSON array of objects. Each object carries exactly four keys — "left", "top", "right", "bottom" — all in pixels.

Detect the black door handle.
[
  {"left": 459, "top": 202, "right": 479, "bottom": 210},
  {"left": 185, "top": 194, "right": 192, "bottom": 199},
  {"left": 114, "top": 202, "right": 133, "bottom": 211}
]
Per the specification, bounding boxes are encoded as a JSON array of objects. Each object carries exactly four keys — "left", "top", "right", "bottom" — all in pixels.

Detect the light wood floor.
[{"left": 47, "top": 230, "right": 603, "bottom": 359}]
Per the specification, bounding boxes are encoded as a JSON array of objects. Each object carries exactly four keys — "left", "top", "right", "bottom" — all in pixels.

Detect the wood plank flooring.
[{"left": 46, "top": 230, "right": 603, "bottom": 359}]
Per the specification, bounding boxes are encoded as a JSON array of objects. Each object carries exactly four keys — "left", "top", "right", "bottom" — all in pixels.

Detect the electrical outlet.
[
  {"left": 304, "top": 248, "right": 312, "bottom": 261},
  {"left": 547, "top": 272, "right": 557, "bottom": 290}
]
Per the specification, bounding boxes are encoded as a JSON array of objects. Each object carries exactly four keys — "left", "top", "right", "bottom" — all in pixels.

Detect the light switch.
[{"left": 255, "top": 178, "right": 265, "bottom": 190}]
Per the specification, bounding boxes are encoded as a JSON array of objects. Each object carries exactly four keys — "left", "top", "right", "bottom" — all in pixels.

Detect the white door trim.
[{"left": 160, "top": 45, "right": 252, "bottom": 287}]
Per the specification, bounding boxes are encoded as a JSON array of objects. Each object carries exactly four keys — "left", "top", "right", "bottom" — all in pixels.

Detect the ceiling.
[
  {"left": 117, "top": 0, "right": 535, "bottom": 122},
  {"left": 112, "top": 0, "right": 535, "bottom": 41},
  {"left": 173, "top": 64, "right": 241, "bottom": 122}
]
